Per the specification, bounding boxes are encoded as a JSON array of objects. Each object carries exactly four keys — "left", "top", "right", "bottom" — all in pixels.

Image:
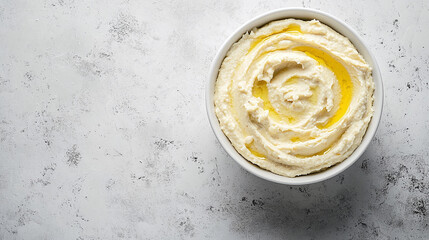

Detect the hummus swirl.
[{"left": 214, "top": 19, "right": 374, "bottom": 177}]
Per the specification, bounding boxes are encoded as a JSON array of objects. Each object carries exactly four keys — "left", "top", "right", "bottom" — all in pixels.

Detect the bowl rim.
[{"left": 205, "top": 7, "right": 384, "bottom": 185}]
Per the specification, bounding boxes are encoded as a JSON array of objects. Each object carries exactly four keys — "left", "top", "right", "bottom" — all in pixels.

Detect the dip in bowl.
[{"left": 206, "top": 8, "right": 383, "bottom": 185}]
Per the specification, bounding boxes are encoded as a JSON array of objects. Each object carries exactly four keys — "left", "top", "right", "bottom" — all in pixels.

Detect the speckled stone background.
[{"left": 0, "top": 0, "right": 428, "bottom": 239}]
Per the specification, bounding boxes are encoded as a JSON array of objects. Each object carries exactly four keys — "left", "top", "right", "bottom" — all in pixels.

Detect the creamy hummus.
[{"left": 214, "top": 19, "right": 374, "bottom": 177}]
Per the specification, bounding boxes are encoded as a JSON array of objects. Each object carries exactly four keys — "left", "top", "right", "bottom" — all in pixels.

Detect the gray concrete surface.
[{"left": 0, "top": 0, "right": 428, "bottom": 239}]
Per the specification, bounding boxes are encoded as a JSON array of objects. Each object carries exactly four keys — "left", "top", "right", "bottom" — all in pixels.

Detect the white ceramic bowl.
[{"left": 206, "top": 8, "right": 383, "bottom": 185}]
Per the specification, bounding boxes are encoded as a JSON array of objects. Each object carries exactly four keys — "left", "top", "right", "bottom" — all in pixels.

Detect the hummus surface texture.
[{"left": 214, "top": 19, "right": 374, "bottom": 177}]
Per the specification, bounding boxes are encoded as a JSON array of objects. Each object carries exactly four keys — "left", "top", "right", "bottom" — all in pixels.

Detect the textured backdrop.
[{"left": 0, "top": 0, "right": 428, "bottom": 239}]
